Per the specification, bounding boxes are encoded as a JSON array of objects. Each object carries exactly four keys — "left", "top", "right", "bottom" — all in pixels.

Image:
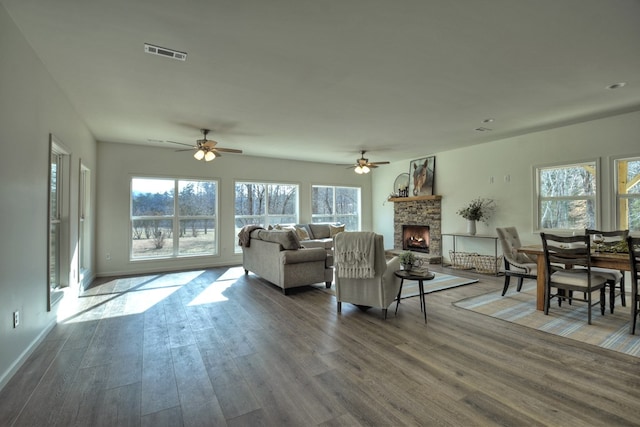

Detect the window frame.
[
  {"left": 311, "top": 184, "right": 362, "bottom": 230},
  {"left": 614, "top": 155, "right": 640, "bottom": 232},
  {"left": 534, "top": 159, "right": 600, "bottom": 232},
  {"left": 130, "top": 176, "right": 219, "bottom": 260}
]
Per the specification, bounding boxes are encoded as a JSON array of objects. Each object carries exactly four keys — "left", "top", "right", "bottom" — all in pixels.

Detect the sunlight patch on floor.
[{"left": 188, "top": 267, "right": 245, "bottom": 306}]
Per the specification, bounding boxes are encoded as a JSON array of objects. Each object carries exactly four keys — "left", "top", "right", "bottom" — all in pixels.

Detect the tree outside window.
[
  {"left": 536, "top": 162, "right": 597, "bottom": 230},
  {"left": 615, "top": 157, "right": 640, "bottom": 232}
]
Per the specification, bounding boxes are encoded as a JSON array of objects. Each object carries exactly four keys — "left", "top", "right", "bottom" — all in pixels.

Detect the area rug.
[
  {"left": 454, "top": 281, "right": 640, "bottom": 358},
  {"left": 320, "top": 273, "right": 478, "bottom": 297}
]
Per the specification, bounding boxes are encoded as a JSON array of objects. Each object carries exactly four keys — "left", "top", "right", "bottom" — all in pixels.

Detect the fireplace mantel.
[{"left": 388, "top": 195, "right": 442, "bottom": 202}]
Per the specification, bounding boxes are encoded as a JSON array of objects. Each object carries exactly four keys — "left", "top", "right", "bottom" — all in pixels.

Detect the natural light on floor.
[
  {"left": 188, "top": 267, "right": 245, "bottom": 306},
  {"left": 57, "top": 267, "right": 245, "bottom": 323}
]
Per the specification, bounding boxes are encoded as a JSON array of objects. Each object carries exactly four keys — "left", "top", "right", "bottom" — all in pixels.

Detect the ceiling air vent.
[{"left": 144, "top": 43, "right": 187, "bottom": 61}]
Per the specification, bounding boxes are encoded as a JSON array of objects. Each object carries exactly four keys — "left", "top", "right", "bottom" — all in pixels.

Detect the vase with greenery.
[
  {"left": 456, "top": 198, "right": 495, "bottom": 235},
  {"left": 399, "top": 251, "right": 416, "bottom": 270}
]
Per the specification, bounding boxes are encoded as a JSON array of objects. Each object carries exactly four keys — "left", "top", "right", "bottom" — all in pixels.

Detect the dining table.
[{"left": 517, "top": 245, "right": 631, "bottom": 311}]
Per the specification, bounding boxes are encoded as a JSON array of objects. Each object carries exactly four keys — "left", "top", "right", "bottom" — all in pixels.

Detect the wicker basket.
[
  {"left": 449, "top": 251, "right": 477, "bottom": 270},
  {"left": 473, "top": 254, "right": 504, "bottom": 274}
]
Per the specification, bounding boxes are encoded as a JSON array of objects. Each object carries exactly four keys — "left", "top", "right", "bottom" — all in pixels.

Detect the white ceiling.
[{"left": 3, "top": 0, "right": 640, "bottom": 165}]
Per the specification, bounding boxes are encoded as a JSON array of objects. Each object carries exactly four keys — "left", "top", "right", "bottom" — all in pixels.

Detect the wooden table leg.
[{"left": 536, "top": 254, "right": 545, "bottom": 311}]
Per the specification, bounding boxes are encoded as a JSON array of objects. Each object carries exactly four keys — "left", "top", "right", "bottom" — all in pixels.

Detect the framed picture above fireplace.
[{"left": 409, "top": 156, "right": 435, "bottom": 197}]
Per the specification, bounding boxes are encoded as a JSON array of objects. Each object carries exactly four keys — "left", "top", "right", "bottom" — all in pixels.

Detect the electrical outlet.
[
  {"left": 106, "top": 252, "right": 111, "bottom": 260},
  {"left": 13, "top": 311, "right": 19, "bottom": 328}
]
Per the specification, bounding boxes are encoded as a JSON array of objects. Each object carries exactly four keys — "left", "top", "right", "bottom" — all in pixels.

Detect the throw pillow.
[
  {"left": 295, "top": 226, "right": 310, "bottom": 241},
  {"left": 329, "top": 224, "right": 345, "bottom": 237}
]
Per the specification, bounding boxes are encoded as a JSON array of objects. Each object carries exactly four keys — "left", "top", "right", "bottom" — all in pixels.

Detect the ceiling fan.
[
  {"left": 340, "top": 150, "right": 390, "bottom": 174},
  {"left": 169, "top": 129, "right": 243, "bottom": 161}
]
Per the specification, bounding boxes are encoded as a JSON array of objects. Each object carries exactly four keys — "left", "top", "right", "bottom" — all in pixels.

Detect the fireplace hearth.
[{"left": 403, "top": 225, "right": 430, "bottom": 253}]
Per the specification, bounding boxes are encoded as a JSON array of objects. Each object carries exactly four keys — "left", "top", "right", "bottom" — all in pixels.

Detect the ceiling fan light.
[
  {"left": 194, "top": 149, "right": 205, "bottom": 160},
  {"left": 362, "top": 165, "right": 370, "bottom": 174},
  {"left": 204, "top": 151, "right": 216, "bottom": 161},
  {"left": 354, "top": 166, "right": 363, "bottom": 174}
]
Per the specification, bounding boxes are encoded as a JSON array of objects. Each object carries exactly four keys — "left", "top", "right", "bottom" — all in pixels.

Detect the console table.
[{"left": 442, "top": 233, "right": 500, "bottom": 275}]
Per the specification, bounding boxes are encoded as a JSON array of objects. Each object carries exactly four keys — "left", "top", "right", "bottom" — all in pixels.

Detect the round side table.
[{"left": 394, "top": 270, "right": 435, "bottom": 323}]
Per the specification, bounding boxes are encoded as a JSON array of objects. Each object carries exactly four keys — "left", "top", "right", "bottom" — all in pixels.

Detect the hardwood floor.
[{"left": 2, "top": 265, "right": 640, "bottom": 426}]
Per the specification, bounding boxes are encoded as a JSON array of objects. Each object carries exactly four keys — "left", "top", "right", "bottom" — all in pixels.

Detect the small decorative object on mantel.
[
  {"left": 392, "top": 173, "right": 410, "bottom": 197},
  {"left": 399, "top": 251, "right": 417, "bottom": 271},
  {"left": 456, "top": 198, "right": 495, "bottom": 236}
]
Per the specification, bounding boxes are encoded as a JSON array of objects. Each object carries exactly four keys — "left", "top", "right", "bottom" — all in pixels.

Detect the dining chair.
[
  {"left": 496, "top": 227, "right": 537, "bottom": 296},
  {"left": 540, "top": 232, "right": 607, "bottom": 325},
  {"left": 627, "top": 236, "right": 640, "bottom": 334},
  {"left": 585, "top": 229, "right": 628, "bottom": 313}
]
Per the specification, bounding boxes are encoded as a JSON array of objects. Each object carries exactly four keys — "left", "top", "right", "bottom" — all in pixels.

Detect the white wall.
[
  {"left": 373, "top": 110, "right": 640, "bottom": 258},
  {"left": 0, "top": 5, "right": 97, "bottom": 389},
  {"left": 95, "top": 142, "right": 373, "bottom": 276}
]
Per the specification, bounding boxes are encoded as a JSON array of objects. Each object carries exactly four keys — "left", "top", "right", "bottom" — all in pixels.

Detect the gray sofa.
[
  {"left": 293, "top": 223, "right": 344, "bottom": 251},
  {"left": 240, "top": 228, "right": 334, "bottom": 294}
]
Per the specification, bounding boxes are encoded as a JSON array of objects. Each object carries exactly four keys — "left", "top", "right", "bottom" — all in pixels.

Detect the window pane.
[
  {"left": 132, "top": 178, "right": 174, "bottom": 215},
  {"left": 178, "top": 180, "right": 216, "bottom": 216},
  {"left": 336, "top": 187, "right": 359, "bottom": 215},
  {"left": 312, "top": 185, "right": 360, "bottom": 229},
  {"left": 539, "top": 199, "right": 596, "bottom": 229},
  {"left": 336, "top": 216, "right": 359, "bottom": 230},
  {"left": 235, "top": 183, "right": 266, "bottom": 215},
  {"left": 312, "top": 186, "right": 334, "bottom": 215},
  {"left": 131, "top": 177, "right": 218, "bottom": 259},
  {"left": 268, "top": 184, "right": 297, "bottom": 215},
  {"left": 178, "top": 219, "right": 215, "bottom": 255},
  {"left": 539, "top": 164, "right": 596, "bottom": 197},
  {"left": 131, "top": 219, "right": 173, "bottom": 258},
  {"left": 616, "top": 158, "right": 640, "bottom": 231}
]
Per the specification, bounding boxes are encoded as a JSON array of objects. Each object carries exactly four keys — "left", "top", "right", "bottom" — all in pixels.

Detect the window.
[
  {"left": 131, "top": 177, "right": 218, "bottom": 259},
  {"left": 49, "top": 151, "right": 62, "bottom": 291},
  {"left": 536, "top": 161, "right": 597, "bottom": 230},
  {"left": 312, "top": 185, "right": 361, "bottom": 230},
  {"left": 48, "top": 135, "right": 70, "bottom": 310},
  {"left": 234, "top": 182, "right": 299, "bottom": 252},
  {"left": 78, "top": 163, "right": 91, "bottom": 288},
  {"left": 615, "top": 156, "right": 640, "bottom": 232}
]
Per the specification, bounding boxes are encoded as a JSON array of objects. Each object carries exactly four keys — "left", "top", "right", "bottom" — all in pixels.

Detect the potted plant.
[
  {"left": 399, "top": 251, "right": 416, "bottom": 271},
  {"left": 456, "top": 198, "right": 495, "bottom": 235}
]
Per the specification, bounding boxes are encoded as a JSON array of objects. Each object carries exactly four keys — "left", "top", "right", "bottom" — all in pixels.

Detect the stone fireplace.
[{"left": 392, "top": 196, "right": 442, "bottom": 263}]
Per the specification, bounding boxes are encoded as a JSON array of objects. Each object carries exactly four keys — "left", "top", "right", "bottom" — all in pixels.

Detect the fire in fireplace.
[{"left": 402, "top": 225, "right": 430, "bottom": 253}]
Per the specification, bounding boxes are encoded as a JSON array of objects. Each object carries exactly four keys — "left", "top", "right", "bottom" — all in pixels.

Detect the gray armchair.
[
  {"left": 496, "top": 227, "right": 537, "bottom": 296},
  {"left": 333, "top": 232, "right": 402, "bottom": 319}
]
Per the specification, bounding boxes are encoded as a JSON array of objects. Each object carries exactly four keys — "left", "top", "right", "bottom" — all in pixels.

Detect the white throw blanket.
[{"left": 335, "top": 232, "right": 376, "bottom": 279}]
